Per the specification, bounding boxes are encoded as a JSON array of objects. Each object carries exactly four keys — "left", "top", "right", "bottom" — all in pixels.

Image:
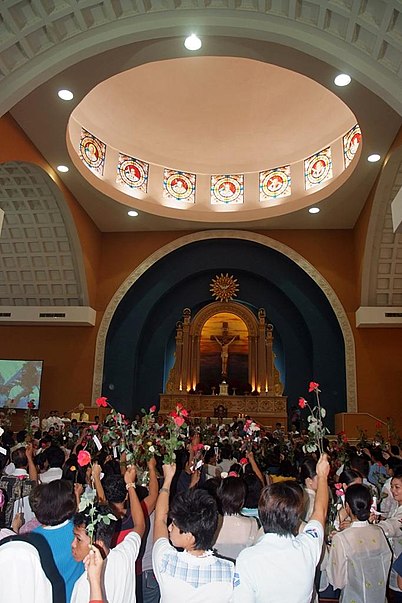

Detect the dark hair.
[
  {"left": 169, "top": 488, "right": 218, "bottom": 550},
  {"left": 220, "top": 445, "right": 233, "bottom": 461},
  {"left": 391, "top": 445, "right": 400, "bottom": 457},
  {"left": 385, "top": 458, "right": 402, "bottom": 473},
  {"left": 244, "top": 473, "right": 263, "bottom": 509},
  {"left": 102, "top": 474, "right": 127, "bottom": 504},
  {"left": 371, "top": 449, "right": 385, "bottom": 464},
  {"left": 43, "top": 446, "right": 65, "bottom": 469},
  {"left": 345, "top": 484, "right": 372, "bottom": 521},
  {"left": 73, "top": 504, "right": 115, "bottom": 549},
  {"left": 31, "top": 480, "right": 76, "bottom": 526},
  {"left": 217, "top": 476, "right": 246, "bottom": 515},
  {"left": 200, "top": 477, "right": 220, "bottom": 504},
  {"left": 259, "top": 481, "right": 304, "bottom": 536},
  {"left": 392, "top": 468, "right": 402, "bottom": 481},
  {"left": 11, "top": 448, "right": 28, "bottom": 468},
  {"left": 299, "top": 457, "right": 317, "bottom": 483},
  {"left": 16, "top": 430, "right": 27, "bottom": 444},
  {"left": 339, "top": 468, "right": 362, "bottom": 486},
  {"left": 350, "top": 455, "right": 370, "bottom": 478},
  {"left": 204, "top": 449, "right": 216, "bottom": 464}
]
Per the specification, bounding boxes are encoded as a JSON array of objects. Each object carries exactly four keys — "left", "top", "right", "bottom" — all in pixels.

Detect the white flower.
[
  {"left": 148, "top": 445, "right": 155, "bottom": 453},
  {"left": 203, "top": 445, "right": 211, "bottom": 451}
]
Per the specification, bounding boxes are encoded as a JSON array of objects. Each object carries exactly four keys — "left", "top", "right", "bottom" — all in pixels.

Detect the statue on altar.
[{"left": 211, "top": 322, "right": 239, "bottom": 377}]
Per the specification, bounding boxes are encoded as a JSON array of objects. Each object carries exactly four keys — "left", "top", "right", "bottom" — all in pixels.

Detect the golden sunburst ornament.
[{"left": 210, "top": 273, "right": 239, "bottom": 302}]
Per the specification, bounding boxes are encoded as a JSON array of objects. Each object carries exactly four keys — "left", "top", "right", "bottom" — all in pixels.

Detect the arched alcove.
[{"left": 94, "top": 231, "right": 355, "bottom": 430}]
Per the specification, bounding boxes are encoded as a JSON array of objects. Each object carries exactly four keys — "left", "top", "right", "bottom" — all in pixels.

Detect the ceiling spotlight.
[
  {"left": 367, "top": 154, "right": 381, "bottom": 163},
  {"left": 57, "top": 89, "right": 74, "bottom": 101},
  {"left": 57, "top": 165, "right": 69, "bottom": 173},
  {"left": 184, "top": 34, "right": 202, "bottom": 51},
  {"left": 309, "top": 207, "right": 320, "bottom": 214},
  {"left": 128, "top": 210, "right": 138, "bottom": 217},
  {"left": 334, "top": 74, "right": 351, "bottom": 87}
]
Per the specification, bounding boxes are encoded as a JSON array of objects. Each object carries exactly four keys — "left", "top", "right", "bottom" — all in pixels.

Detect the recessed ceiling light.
[
  {"left": 57, "top": 89, "right": 74, "bottom": 101},
  {"left": 57, "top": 165, "right": 69, "bottom": 173},
  {"left": 334, "top": 74, "right": 351, "bottom": 87},
  {"left": 184, "top": 34, "right": 202, "bottom": 51},
  {"left": 367, "top": 153, "right": 381, "bottom": 163},
  {"left": 309, "top": 207, "right": 320, "bottom": 214},
  {"left": 128, "top": 210, "right": 138, "bottom": 217}
]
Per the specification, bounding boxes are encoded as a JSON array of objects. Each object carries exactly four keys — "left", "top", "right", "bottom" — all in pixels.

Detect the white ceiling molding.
[
  {"left": 361, "top": 147, "right": 402, "bottom": 307},
  {"left": 0, "top": 162, "right": 89, "bottom": 306},
  {"left": 0, "top": 2, "right": 402, "bottom": 117}
]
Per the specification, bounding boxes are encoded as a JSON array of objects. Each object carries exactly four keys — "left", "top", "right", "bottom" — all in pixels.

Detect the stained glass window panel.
[
  {"left": 79, "top": 129, "right": 106, "bottom": 176},
  {"left": 211, "top": 175, "right": 244, "bottom": 205},
  {"left": 343, "top": 124, "right": 361, "bottom": 168},
  {"left": 117, "top": 154, "right": 148, "bottom": 192},
  {"left": 304, "top": 147, "right": 332, "bottom": 190},
  {"left": 260, "top": 166, "right": 291, "bottom": 201},
  {"left": 163, "top": 169, "right": 196, "bottom": 203}
]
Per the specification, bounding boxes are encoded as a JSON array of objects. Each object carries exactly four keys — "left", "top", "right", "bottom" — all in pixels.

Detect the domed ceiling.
[{"left": 67, "top": 56, "right": 359, "bottom": 222}]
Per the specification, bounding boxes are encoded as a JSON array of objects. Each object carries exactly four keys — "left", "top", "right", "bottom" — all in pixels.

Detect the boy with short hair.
[{"left": 153, "top": 464, "right": 234, "bottom": 603}]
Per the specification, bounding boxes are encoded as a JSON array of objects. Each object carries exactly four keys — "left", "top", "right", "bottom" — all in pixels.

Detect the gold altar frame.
[{"left": 165, "top": 302, "right": 283, "bottom": 396}]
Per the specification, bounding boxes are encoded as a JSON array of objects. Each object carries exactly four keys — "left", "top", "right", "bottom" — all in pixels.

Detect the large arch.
[
  {"left": 92, "top": 230, "right": 357, "bottom": 419},
  {"left": 1, "top": 4, "right": 402, "bottom": 118},
  {"left": 361, "top": 145, "right": 402, "bottom": 307},
  {"left": 0, "top": 161, "right": 88, "bottom": 306}
]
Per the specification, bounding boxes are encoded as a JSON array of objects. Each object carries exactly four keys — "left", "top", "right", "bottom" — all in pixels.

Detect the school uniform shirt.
[
  {"left": 152, "top": 537, "right": 234, "bottom": 603},
  {"left": 327, "top": 521, "right": 391, "bottom": 603},
  {"left": 71, "top": 531, "right": 141, "bottom": 603},
  {"left": 234, "top": 519, "right": 323, "bottom": 603}
]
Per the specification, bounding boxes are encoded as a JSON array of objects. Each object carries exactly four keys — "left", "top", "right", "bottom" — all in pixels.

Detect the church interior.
[{"left": 0, "top": 0, "right": 401, "bottom": 438}]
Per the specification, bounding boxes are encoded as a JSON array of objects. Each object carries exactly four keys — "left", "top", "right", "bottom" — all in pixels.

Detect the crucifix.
[{"left": 211, "top": 321, "right": 240, "bottom": 377}]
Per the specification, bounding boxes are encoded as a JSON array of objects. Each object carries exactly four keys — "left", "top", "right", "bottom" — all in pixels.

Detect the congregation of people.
[{"left": 0, "top": 411, "right": 402, "bottom": 603}]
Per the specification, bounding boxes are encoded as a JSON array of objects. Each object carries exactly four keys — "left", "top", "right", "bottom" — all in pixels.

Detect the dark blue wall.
[{"left": 102, "top": 238, "right": 347, "bottom": 430}]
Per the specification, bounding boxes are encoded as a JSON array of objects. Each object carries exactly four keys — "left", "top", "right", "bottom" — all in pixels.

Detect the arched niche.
[{"left": 93, "top": 231, "right": 356, "bottom": 430}]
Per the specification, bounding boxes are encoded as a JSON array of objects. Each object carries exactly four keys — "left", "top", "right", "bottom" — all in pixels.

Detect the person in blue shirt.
[{"left": 32, "top": 479, "right": 84, "bottom": 602}]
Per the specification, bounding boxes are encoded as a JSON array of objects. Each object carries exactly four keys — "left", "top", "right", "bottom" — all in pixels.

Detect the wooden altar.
[
  {"left": 160, "top": 300, "right": 287, "bottom": 427},
  {"left": 160, "top": 393, "right": 287, "bottom": 428}
]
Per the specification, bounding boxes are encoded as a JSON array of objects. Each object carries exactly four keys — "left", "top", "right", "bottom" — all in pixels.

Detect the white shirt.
[
  {"left": 0, "top": 540, "right": 52, "bottom": 602},
  {"left": 214, "top": 514, "right": 259, "bottom": 560},
  {"left": 378, "top": 504, "right": 402, "bottom": 591},
  {"left": 327, "top": 521, "right": 391, "bottom": 603},
  {"left": 234, "top": 519, "right": 323, "bottom": 603},
  {"left": 153, "top": 537, "right": 234, "bottom": 603},
  {"left": 39, "top": 467, "right": 63, "bottom": 483},
  {"left": 71, "top": 531, "right": 141, "bottom": 603}
]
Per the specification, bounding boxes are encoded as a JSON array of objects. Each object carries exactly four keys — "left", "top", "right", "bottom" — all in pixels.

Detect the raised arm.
[
  {"left": 25, "top": 443, "right": 38, "bottom": 482},
  {"left": 142, "top": 457, "right": 159, "bottom": 515},
  {"left": 154, "top": 463, "right": 176, "bottom": 543},
  {"left": 92, "top": 462, "right": 106, "bottom": 504},
  {"left": 310, "top": 453, "right": 330, "bottom": 528},
  {"left": 246, "top": 451, "right": 265, "bottom": 486},
  {"left": 124, "top": 465, "right": 145, "bottom": 538}
]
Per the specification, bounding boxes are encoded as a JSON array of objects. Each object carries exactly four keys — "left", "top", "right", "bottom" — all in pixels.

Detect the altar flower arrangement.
[{"left": 298, "top": 381, "right": 329, "bottom": 454}]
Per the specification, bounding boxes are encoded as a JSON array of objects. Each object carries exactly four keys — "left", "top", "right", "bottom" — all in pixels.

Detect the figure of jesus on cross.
[{"left": 211, "top": 321, "right": 240, "bottom": 377}]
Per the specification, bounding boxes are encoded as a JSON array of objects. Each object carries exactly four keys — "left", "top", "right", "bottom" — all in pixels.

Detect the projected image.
[{"left": 0, "top": 360, "right": 43, "bottom": 409}]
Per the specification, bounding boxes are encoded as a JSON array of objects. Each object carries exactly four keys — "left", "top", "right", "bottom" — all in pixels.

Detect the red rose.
[
  {"left": 298, "top": 397, "right": 307, "bottom": 409},
  {"left": 173, "top": 416, "right": 185, "bottom": 427},
  {"left": 308, "top": 381, "right": 319, "bottom": 393},
  {"left": 77, "top": 450, "right": 91, "bottom": 467},
  {"left": 150, "top": 405, "right": 157, "bottom": 413},
  {"left": 239, "top": 457, "right": 248, "bottom": 465},
  {"left": 95, "top": 397, "right": 108, "bottom": 408},
  {"left": 180, "top": 408, "right": 188, "bottom": 418}
]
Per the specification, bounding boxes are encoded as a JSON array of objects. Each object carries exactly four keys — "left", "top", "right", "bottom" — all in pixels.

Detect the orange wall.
[{"left": 1, "top": 115, "right": 401, "bottom": 432}]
